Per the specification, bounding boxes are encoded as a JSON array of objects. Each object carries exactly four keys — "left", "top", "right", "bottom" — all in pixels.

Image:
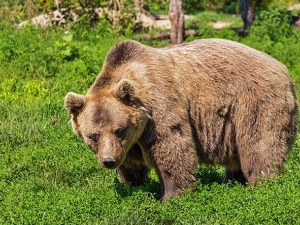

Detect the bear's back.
[
  {"left": 162, "top": 39, "right": 289, "bottom": 82},
  {"left": 152, "top": 39, "right": 292, "bottom": 102}
]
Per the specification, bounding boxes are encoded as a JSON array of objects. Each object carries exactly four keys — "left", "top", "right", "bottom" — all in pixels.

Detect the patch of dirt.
[
  {"left": 208, "top": 21, "right": 233, "bottom": 29},
  {"left": 288, "top": 4, "right": 300, "bottom": 11}
]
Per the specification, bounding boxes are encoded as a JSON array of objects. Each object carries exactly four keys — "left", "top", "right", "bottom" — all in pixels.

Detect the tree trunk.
[
  {"left": 239, "top": 0, "right": 254, "bottom": 30},
  {"left": 134, "top": 0, "right": 143, "bottom": 11},
  {"left": 169, "top": 0, "right": 184, "bottom": 44},
  {"left": 54, "top": 0, "right": 61, "bottom": 8}
]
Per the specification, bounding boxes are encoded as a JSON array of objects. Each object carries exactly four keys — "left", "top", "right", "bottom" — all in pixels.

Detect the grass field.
[{"left": 1, "top": 9, "right": 300, "bottom": 224}]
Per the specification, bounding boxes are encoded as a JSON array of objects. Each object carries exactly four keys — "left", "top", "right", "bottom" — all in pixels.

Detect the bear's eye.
[
  {"left": 115, "top": 127, "right": 127, "bottom": 139},
  {"left": 88, "top": 133, "right": 99, "bottom": 142}
]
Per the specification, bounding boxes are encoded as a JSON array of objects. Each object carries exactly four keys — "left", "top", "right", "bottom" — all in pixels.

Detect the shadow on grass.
[
  {"left": 113, "top": 166, "right": 229, "bottom": 200},
  {"left": 114, "top": 177, "right": 161, "bottom": 200},
  {"left": 196, "top": 166, "right": 225, "bottom": 186}
]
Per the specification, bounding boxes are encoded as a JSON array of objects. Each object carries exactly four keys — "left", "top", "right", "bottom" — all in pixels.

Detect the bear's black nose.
[{"left": 103, "top": 156, "right": 117, "bottom": 168}]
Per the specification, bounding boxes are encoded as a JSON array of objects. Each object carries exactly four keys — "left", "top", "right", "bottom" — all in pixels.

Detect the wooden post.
[{"left": 169, "top": 0, "right": 184, "bottom": 44}]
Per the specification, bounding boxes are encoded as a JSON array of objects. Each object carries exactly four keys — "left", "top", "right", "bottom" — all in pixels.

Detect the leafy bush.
[
  {"left": 249, "top": 7, "right": 297, "bottom": 42},
  {"left": 0, "top": 0, "right": 139, "bottom": 36}
]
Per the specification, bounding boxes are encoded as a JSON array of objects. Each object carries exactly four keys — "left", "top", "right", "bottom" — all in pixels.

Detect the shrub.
[{"left": 249, "top": 7, "right": 297, "bottom": 42}]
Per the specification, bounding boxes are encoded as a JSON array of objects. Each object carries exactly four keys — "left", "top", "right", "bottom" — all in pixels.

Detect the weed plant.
[{"left": 1, "top": 9, "right": 300, "bottom": 224}]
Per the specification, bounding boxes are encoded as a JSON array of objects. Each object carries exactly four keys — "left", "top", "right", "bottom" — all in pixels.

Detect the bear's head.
[{"left": 64, "top": 79, "right": 150, "bottom": 169}]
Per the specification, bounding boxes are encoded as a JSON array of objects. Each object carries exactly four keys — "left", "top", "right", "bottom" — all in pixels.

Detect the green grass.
[
  {"left": 191, "top": 11, "right": 243, "bottom": 28},
  {"left": 1, "top": 11, "right": 300, "bottom": 224}
]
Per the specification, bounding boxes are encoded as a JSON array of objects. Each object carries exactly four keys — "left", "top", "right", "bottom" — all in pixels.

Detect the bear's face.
[{"left": 65, "top": 80, "right": 149, "bottom": 169}]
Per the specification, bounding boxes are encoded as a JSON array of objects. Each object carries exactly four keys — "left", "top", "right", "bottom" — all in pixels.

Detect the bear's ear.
[
  {"left": 115, "top": 79, "right": 135, "bottom": 102},
  {"left": 64, "top": 92, "right": 86, "bottom": 115}
]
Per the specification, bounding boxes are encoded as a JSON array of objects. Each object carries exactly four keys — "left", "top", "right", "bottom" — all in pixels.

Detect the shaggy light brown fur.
[{"left": 65, "top": 39, "right": 298, "bottom": 200}]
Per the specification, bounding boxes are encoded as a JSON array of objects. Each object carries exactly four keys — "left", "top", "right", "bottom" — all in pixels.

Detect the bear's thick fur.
[{"left": 65, "top": 39, "right": 298, "bottom": 200}]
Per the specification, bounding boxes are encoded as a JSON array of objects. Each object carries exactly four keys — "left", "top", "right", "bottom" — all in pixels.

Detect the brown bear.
[{"left": 64, "top": 39, "right": 298, "bottom": 200}]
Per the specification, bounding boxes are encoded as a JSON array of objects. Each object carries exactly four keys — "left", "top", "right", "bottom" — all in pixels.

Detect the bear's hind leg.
[{"left": 239, "top": 151, "right": 282, "bottom": 186}]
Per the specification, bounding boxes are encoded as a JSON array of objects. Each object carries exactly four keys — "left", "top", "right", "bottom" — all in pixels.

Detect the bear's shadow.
[
  {"left": 114, "top": 166, "right": 225, "bottom": 200},
  {"left": 196, "top": 166, "right": 224, "bottom": 185},
  {"left": 114, "top": 177, "right": 162, "bottom": 199}
]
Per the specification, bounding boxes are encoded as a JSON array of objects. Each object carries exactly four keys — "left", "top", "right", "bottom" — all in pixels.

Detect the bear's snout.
[{"left": 102, "top": 156, "right": 117, "bottom": 169}]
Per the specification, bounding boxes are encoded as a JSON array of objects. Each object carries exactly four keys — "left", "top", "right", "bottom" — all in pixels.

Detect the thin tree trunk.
[
  {"left": 134, "top": 0, "right": 142, "bottom": 11},
  {"left": 169, "top": 0, "right": 184, "bottom": 44},
  {"left": 54, "top": 0, "right": 61, "bottom": 9},
  {"left": 239, "top": 0, "right": 254, "bottom": 30}
]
